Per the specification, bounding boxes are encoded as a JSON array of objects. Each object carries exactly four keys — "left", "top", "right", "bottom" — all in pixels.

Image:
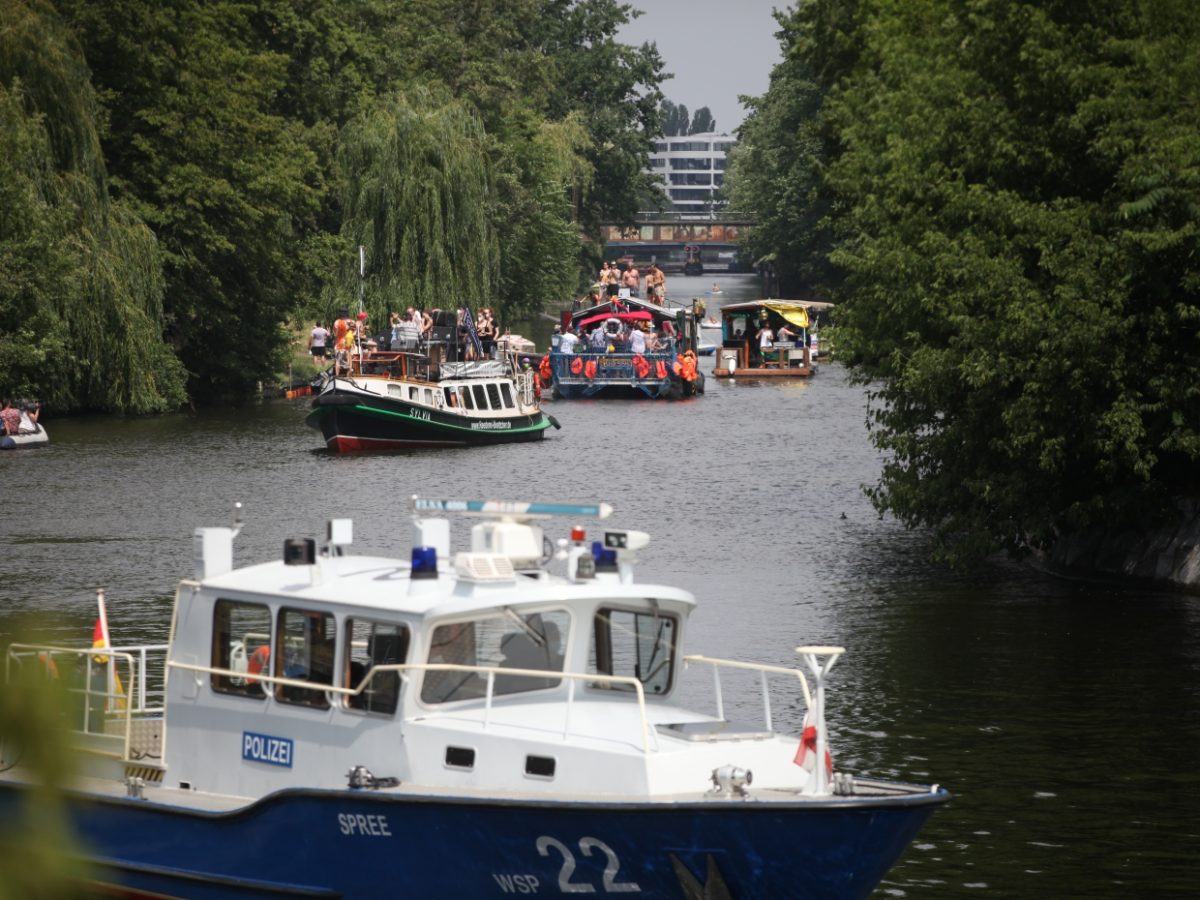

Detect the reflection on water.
[{"left": 2, "top": 276, "right": 1198, "bottom": 896}]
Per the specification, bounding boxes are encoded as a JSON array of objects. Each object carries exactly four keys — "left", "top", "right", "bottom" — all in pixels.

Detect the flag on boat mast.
[
  {"left": 93, "top": 588, "right": 125, "bottom": 710},
  {"left": 93, "top": 588, "right": 112, "bottom": 664},
  {"left": 460, "top": 306, "right": 484, "bottom": 358}
]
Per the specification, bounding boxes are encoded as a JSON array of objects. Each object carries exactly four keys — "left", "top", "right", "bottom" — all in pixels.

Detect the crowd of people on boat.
[
  {"left": 307, "top": 305, "right": 512, "bottom": 375},
  {"left": 552, "top": 313, "right": 677, "bottom": 357},
  {"left": 583, "top": 261, "right": 667, "bottom": 305}
]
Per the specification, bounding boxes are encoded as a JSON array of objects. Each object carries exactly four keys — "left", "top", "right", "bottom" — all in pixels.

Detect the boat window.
[
  {"left": 499, "top": 382, "right": 514, "bottom": 408},
  {"left": 387, "top": 384, "right": 404, "bottom": 398},
  {"left": 409, "top": 386, "right": 419, "bottom": 400},
  {"left": 589, "top": 606, "right": 677, "bottom": 695},
  {"left": 459, "top": 386, "right": 475, "bottom": 410},
  {"left": 423, "top": 388, "right": 434, "bottom": 405},
  {"left": 344, "top": 620, "right": 409, "bottom": 715},
  {"left": 211, "top": 599, "right": 271, "bottom": 699},
  {"left": 485, "top": 383, "right": 502, "bottom": 409},
  {"left": 421, "top": 610, "right": 568, "bottom": 704},
  {"left": 471, "top": 384, "right": 488, "bottom": 410},
  {"left": 444, "top": 387, "right": 459, "bottom": 408},
  {"left": 275, "top": 609, "right": 337, "bottom": 709}
]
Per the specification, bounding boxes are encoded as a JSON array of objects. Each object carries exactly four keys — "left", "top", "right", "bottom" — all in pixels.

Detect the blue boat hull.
[
  {"left": 4, "top": 784, "right": 947, "bottom": 898},
  {"left": 549, "top": 352, "right": 702, "bottom": 400}
]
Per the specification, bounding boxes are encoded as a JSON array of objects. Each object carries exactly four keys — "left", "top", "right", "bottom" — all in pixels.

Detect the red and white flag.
[{"left": 793, "top": 709, "right": 833, "bottom": 778}]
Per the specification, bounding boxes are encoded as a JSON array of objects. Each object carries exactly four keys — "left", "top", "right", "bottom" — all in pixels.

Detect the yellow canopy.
[{"left": 762, "top": 301, "right": 809, "bottom": 329}]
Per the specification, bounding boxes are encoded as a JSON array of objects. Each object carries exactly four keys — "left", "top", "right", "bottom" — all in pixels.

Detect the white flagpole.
[{"left": 358, "top": 245, "right": 366, "bottom": 368}]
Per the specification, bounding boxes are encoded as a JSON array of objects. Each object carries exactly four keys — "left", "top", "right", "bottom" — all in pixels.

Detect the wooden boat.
[
  {"left": 712, "top": 299, "right": 834, "bottom": 379},
  {"left": 0, "top": 497, "right": 948, "bottom": 898},
  {"left": 306, "top": 347, "right": 555, "bottom": 452}
]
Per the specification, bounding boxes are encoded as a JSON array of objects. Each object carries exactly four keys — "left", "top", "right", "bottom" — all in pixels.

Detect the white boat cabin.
[{"left": 10, "top": 500, "right": 843, "bottom": 806}]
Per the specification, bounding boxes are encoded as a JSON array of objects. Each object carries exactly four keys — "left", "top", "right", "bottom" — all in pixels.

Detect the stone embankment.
[{"left": 1042, "top": 499, "right": 1200, "bottom": 592}]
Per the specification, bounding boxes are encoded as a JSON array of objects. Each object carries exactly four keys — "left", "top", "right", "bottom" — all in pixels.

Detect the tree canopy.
[
  {"left": 0, "top": 0, "right": 185, "bottom": 413},
  {"left": 660, "top": 99, "right": 717, "bottom": 136},
  {"left": 726, "top": 0, "right": 1200, "bottom": 563},
  {"left": 0, "top": 0, "right": 666, "bottom": 408}
]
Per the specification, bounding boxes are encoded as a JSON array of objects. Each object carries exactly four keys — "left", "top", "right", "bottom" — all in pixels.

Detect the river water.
[{"left": 2, "top": 275, "right": 1198, "bottom": 897}]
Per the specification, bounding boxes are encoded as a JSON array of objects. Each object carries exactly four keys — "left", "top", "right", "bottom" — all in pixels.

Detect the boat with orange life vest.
[{"left": 548, "top": 295, "right": 705, "bottom": 400}]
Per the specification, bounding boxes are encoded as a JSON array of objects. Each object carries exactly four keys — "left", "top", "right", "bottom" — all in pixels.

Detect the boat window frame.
[
  {"left": 471, "top": 384, "right": 488, "bottom": 410},
  {"left": 419, "top": 608, "right": 571, "bottom": 706},
  {"left": 459, "top": 385, "right": 475, "bottom": 410},
  {"left": 588, "top": 602, "right": 678, "bottom": 697},
  {"left": 210, "top": 598, "right": 272, "bottom": 699},
  {"left": 485, "top": 382, "right": 502, "bottom": 410},
  {"left": 274, "top": 608, "right": 337, "bottom": 710},
  {"left": 498, "top": 382, "right": 515, "bottom": 408},
  {"left": 343, "top": 618, "right": 410, "bottom": 716}
]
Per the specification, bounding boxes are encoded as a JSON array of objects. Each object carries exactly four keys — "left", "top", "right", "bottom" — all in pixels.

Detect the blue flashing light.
[
  {"left": 591, "top": 541, "right": 618, "bottom": 572},
  {"left": 411, "top": 546, "right": 438, "bottom": 579}
]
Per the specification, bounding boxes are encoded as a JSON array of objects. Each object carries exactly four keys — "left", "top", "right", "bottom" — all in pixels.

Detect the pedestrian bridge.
[{"left": 600, "top": 211, "right": 755, "bottom": 273}]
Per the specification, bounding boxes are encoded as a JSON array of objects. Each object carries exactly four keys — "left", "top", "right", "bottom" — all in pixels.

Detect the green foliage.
[
  {"left": 538, "top": 1, "right": 667, "bottom": 232},
  {"left": 724, "top": 9, "right": 834, "bottom": 296},
  {"left": 494, "top": 114, "right": 596, "bottom": 319},
  {"left": 689, "top": 106, "right": 716, "bottom": 135},
  {"left": 661, "top": 99, "right": 690, "bottom": 137},
  {"left": 0, "top": 626, "right": 91, "bottom": 898},
  {"left": 0, "top": 0, "right": 185, "bottom": 413},
  {"left": 339, "top": 88, "right": 498, "bottom": 317},
  {"left": 662, "top": 101, "right": 717, "bottom": 135},
  {"left": 2, "top": 0, "right": 666, "bottom": 406},
  {"left": 58, "top": 0, "right": 323, "bottom": 403},
  {"left": 729, "top": 0, "right": 1200, "bottom": 564}
]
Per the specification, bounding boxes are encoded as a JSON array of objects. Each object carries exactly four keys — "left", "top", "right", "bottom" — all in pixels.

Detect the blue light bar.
[
  {"left": 591, "top": 541, "right": 618, "bottom": 572},
  {"left": 410, "top": 546, "right": 438, "bottom": 579},
  {"left": 411, "top": 497, "right": 612, "bottom": 519}
]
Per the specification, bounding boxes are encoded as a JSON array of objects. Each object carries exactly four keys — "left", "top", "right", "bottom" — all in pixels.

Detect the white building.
[{"left": 647, "top": 132, "right": 735, "bottom": 216}]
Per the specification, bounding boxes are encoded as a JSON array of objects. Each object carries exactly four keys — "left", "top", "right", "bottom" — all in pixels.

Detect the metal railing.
[
  {"left": 683, "top": 655, "right": 812, "bottom": 733},
  {"left": 5, "top": 643, "right": 170, "bottom": 764},
  {"left": 168, "top": 660, "right": 659, "bottom": 753}
]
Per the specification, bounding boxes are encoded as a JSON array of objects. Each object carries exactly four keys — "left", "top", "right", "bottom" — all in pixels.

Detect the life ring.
[
  {"left": 246, "top": 645, "right": 270, "bottom": 685},
  {"left": 569, "top": 357, "right": 583, "bottom": 376}
]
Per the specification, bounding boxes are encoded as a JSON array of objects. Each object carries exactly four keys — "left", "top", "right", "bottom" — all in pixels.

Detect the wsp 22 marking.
[{"left": 536, "top": 836, "right": 641, "bottom": 893}]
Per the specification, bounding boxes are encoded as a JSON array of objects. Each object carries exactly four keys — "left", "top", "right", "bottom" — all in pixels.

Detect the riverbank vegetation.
[
  {"left": 0, "top": 0, "right": 666, "bottom": 409},
  {"left": 727, "top": 0, "right": 1200, "bottom": 564}
]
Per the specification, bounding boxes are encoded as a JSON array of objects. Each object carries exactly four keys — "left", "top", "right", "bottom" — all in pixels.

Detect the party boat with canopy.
[
  {"left": 712, "top": 299, "right": 833, "bottom": 379},
  {"left": 548, "top": 296, "right": 705, "bottom": 399},
  {"left": 1, "top": 496, "right": 947, "bottom": 898}
]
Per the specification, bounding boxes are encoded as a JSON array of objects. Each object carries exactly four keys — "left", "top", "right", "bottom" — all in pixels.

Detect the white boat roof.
[{"left": 197, "top": 554, "right": 696, "bottom": 618}]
